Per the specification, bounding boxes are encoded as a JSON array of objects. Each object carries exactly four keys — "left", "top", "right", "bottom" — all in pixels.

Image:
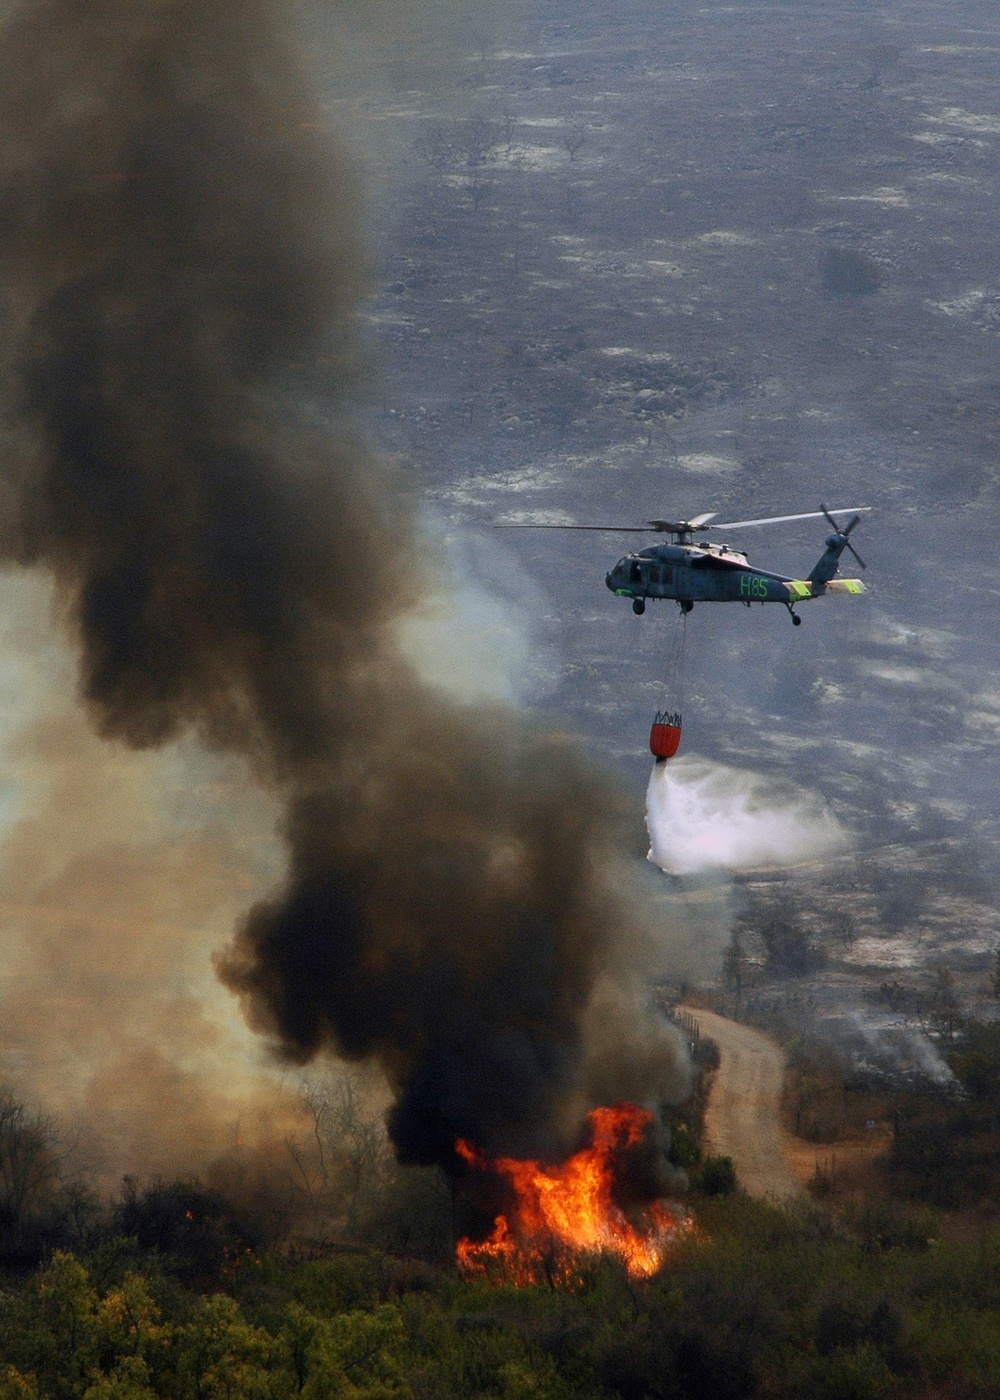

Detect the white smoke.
[
  {"left": 836, "top": 1010, "right": 958, "bottom": 1087},
  {"left": 395, "top": 514, "right": 556, "bottom": 708},
  {"left": 646, "top": 754, "right": 849, "bottom": 875}
]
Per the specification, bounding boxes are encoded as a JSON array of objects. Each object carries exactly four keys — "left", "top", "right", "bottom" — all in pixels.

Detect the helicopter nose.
[{"left": 605, "top": 571, "right": 614, "bottom": 590}]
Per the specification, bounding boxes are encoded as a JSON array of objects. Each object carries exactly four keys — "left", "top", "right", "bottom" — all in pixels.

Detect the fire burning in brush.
[{"left": 456, "top": 1103, "right": 690, "bottom": 1285}]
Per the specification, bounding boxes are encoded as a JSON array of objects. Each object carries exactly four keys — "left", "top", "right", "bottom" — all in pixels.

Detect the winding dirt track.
[{"left": 686, "top": 1009, "right": 803, "bottom": 1201}]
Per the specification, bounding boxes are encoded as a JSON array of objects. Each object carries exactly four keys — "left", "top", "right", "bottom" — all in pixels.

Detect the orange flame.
[{"left": 456, "top": 1102, "right": 689, "bottom": 1284}]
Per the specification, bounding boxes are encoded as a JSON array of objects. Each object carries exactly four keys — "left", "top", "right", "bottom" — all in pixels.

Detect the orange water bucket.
[{"left": 650, "top": 710, "right": 681, "bottom": 761}]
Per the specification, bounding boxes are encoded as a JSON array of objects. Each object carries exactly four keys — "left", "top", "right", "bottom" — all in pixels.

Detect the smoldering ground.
[{"left": 0, "top": 0, "right": 687, "bottom": 1191}]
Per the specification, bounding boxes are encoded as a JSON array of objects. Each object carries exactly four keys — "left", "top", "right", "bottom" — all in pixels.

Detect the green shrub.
[
  {"left": 820, "top": 247, "right": 881, "bottom": 296},
  {"left": 798, "top": 1343, "right": 894, "bottom": 1400},
  {"left": 668, "top": 1123, "right": 701, "bottom": 1172},
  {"left": 696, "top": 1156, "right": 737, "bottom": 1197}
]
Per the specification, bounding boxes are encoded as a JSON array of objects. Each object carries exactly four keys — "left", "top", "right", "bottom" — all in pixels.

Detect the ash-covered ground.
[{"left": 339, "top": 0, "right": 1000, "bottom": 1060}]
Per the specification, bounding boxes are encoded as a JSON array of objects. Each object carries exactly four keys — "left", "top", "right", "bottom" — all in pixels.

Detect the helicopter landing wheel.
[
  {"left": 632, "top": 598, "right": 646, "bottom": 616},
  {"left": 791, "top": 612, "right": 802, "bottom": 626}
]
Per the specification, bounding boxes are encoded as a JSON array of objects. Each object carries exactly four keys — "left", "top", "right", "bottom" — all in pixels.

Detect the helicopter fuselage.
[{"left": 605, "top": 537, "right": 864, "bottom": 617}]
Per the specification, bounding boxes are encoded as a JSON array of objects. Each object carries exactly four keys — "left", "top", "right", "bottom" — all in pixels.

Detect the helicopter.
[{"left": 496, "top": 504, "right": 869, "bottom": 625}]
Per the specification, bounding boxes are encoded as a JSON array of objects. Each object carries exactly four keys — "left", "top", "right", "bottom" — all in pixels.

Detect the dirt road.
[{"left": 686, "top": 1008, "right": 803, "bottom": 1201}]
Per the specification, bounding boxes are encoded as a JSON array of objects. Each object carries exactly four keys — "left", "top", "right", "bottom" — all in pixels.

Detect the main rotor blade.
[
  {"left": 493, "top": 522, "right": 658, "bottom": 532},
  {"left": 494, "top": 506, "right": 872, "bottom": 535},
  {"left": 711, "top": 507, "right": 872, "bottom": 531}
]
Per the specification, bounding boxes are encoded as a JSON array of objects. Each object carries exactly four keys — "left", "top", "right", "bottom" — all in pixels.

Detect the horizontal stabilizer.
[{"left": 825, "top": 578, "right": 866, "bottom": 595}]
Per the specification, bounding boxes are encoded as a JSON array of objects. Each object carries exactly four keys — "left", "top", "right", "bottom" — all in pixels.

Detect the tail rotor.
[{"left": 820, "top": 502, "right": 867, "bottom": 571}]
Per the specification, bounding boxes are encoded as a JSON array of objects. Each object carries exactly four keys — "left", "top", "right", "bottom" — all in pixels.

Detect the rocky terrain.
[{"left": 337, "top": 0, "right": 1000, "bottom": 1038}]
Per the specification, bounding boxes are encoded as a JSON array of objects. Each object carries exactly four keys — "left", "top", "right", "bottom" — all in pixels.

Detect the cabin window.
[
  {"left": 629, "top": 561, "right": 642, "bottom": 585},
  {"left": 660, "top": 564, "right": 673, "bottom": 585}
]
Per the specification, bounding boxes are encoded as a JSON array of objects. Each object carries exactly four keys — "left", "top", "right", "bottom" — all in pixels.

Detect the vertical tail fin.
[
  {"left": 808, "top": 534, "right": 849, "bottom": 587},
  {"left": 809, "top": 509, "right": 866, "bottom": 587}
]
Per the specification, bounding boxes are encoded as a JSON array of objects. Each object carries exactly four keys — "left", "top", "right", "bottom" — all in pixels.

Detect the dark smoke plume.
[{"left": 0, "top": 0, "right": 685, "bottom": 1170}]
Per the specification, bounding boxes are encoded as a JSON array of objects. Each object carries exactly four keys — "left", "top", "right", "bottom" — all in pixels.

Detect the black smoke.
[{"left": 0, "top": 0, "right": 684, "bottom": 1171}]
